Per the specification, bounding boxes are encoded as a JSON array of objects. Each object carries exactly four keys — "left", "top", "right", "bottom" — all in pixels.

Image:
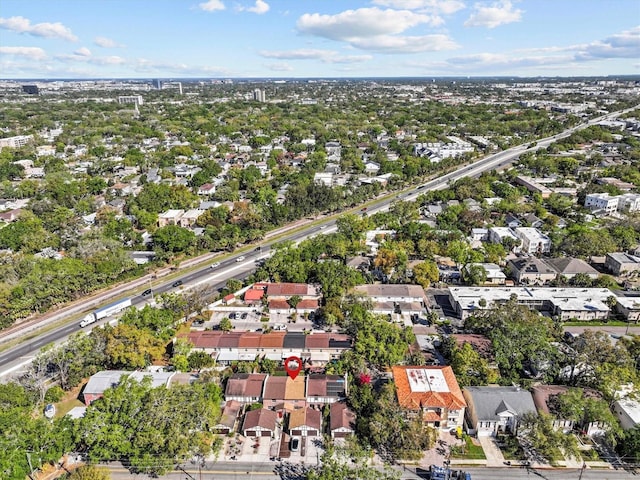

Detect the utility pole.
[
  {"left": 176, "top": 465, "right": 196, "bottom": 480},
  {"left": 578, "top": 461, "right": 587, "bottom": 480}
]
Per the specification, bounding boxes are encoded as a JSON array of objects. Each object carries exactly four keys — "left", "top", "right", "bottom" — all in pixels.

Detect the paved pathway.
[{"left": 477, "top": 436, "right": 506, "bottom": 467}]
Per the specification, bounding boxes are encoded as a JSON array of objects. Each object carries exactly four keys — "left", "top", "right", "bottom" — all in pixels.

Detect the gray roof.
[
  {"left": 464, "top": 386, "right": 537, "bottom": 421},
  {"left": 545, "top": 257, "right": 599, "bottom": 276},
  {"left": 508, "top": 257, "right": 556, "bottom": 275},
  {"left": 283, "top": 332, "right": 306, "bottom": 349},
  {"left": 84, "top": 370, "right": 175, "bottom": 395},
  {"left": 84, "top": 370, "right": 128, "bottom": 395}
]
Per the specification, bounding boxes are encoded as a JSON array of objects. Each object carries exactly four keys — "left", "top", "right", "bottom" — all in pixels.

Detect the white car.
[
  {"left": 236, "top": 256, "right": 245, "bottom": 262},
  {"left": 210, "top": 262, "right": 220, "bottom": 268}
]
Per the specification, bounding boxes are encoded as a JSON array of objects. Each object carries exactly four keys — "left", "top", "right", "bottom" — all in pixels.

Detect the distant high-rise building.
[
  {"left": 253, "top": 88, "right": 266, "bottom": 102},
  {"left": 153, "top": 79, "right": 163, "bottom": 90},
  {"left": 22, "top": 85, "right": 39, "bottom": 95},
  {"left": 118, "top": 95, "right": 144, "bottom": 106}
]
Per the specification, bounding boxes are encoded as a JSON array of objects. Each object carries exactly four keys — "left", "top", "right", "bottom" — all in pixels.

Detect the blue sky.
[{"left": 0, "top": 0, "right": 638, "bottom": 78}]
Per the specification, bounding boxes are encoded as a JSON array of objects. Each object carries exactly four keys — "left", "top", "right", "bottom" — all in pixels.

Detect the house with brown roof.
[
  {"left": 185, "top": 331, "right": 352, "bottom": 365},
  {"left": 0, "top": 208, "right": 23, "bottom": 223},
  {"left": 263, "top": 376, "right": 306, "bottom": 410},
  {"left": 306, "top": 374, "right": 348, "bottom": 405},
  {"left": 289, "top": 406, "right": 322, "bottom": 437},
  {"left": 392, "top": 366, "right": 466, "bottom": 430},
  {"left": 266, "top": 282, "right": 320, "bottom": 300},
  {"left": 225, "top": 373, "right": 267, "bottom": 403},
  {"left": 242, "top": 408, "right": 278, "bottom": 438},
  {"left": 532, "top": 385, "right": 608, "bottom": 436},
  {"left": 214, "top": 400, "right": 242, "bottom": 434},
  {"left": 330, "top": 401, "right": 356, "bottom": 438}
]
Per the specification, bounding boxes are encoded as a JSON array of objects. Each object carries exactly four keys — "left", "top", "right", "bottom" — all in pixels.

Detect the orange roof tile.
[
  {"left": 269, "top": 299, "right": 290, "bottom": 310},
  {"left": 266, "top": 283, "right": 309, "bottom": 296},
  {"left": 244, "top": 288, "right": 265, "bottom": 302},
  {"left": 392, "top": 366, "right": 466, "bottom": 411},
  {"left": 296, "top": 299, "right": 319, "bottom": 309},
  {"left": 259, "top": 332, "right": 286, "bottom": 348},
  {"left": 285, "top": 376, "right": 306, "bottom": 400},
  {"left": 238, "top": 333, "right": 262, "bottom": 348}
]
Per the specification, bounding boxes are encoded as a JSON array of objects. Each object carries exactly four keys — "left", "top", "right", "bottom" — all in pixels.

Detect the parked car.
[
  {"left": 241, "top": 312, "right": 248, "bottom": 319},
  {"left": 290, "top": 437, "right": 300, "bottom": 452},
  {"left": 172, "top": 280, "right": 183, "bottom": 287},
  {"left": 141, "top": 288, "right": 152, "bottom": 296},
  {"left": 229, "top": 312, "right": 237, "bottom": 319}
]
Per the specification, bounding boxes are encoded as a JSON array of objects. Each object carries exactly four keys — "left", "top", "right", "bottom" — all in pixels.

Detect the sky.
[{"left": 0, "top": 0, "right": 638, "bottom": 79}]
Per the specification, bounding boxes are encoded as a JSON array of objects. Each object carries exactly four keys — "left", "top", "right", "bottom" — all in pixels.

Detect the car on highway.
[
  {"left": 141, "top": 288, "right": 152, "bottom": 296},
  {"left": 236, "top": 256, "right": 246, "bottom": 262},
  {"left": 319, "top": 225, "right": 327, "bottom": 229},
  {"left": 172, "top": 280, "right": 183, "bottom": 287},
  {"left": 210, "top": 262, "right": 220, "bottom": 268}
]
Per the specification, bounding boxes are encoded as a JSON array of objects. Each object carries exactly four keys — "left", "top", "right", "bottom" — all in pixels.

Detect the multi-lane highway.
[{"left": 0, "top": 107, "right": 635, "bottom": 378}]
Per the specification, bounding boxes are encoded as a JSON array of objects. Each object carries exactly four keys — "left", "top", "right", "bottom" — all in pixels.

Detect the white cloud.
[
  {"left": 260, "top": 49, "right": 333, "bottom": 60},
  {"left": 245, "top": 0, "right": 270, "bottom": 14},
  {"left": 297, "top": 7, "right": 441, "bottom": 40},
  {"left": 328, "top": 54, "right": 373, "bottom": 64},
  {"left": 296, "top": 7, "right": 452, "bottom": 54},
  {"left": 464, "top": 0, "right": 522, "bottom": 28},
  {"left": 132, "top": 58, "right": 231, "bottom": 76},
  {"left": 574, "top": 26, "right": 640, "bottom": 60},
  {"left": 199, "top": 0, "right": 225, "bottom": 12},
  {"left": 94, "top": 36, "right": 123, "bottom": 48},
  {"left": 265, "top": 62, "right": 293, "bottom": 72},
  {"left": 350, "top": 34, "right": 459, "bottom": 53},
  {"left": 87, "top": 55, "right": 126, "bottom": 65},
  {"left": 407, "top": 27, "right": 640, "bottom": 74},
  {"left": 260, "top": 48, "right": 372, "bottom": 63},
  {"left": 0, "top": 46, "right": 47, "bottom": 60},
  {"left": 372, "top": 0, "right": 465, "bottom": 15},
  {"left": 74, "top": 47, "right": 92, "bottom": 57},
  {"left": 0, "top": 16, "right": 78, "bottom": 41}
]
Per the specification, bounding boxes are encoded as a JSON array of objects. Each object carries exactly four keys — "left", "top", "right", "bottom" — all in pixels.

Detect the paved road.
[
  {"left": 101, "top": 461, "right": 638, "bottom": 480},
  {"left": 1, "top": 107, "right": 636, "bottom": 378}
]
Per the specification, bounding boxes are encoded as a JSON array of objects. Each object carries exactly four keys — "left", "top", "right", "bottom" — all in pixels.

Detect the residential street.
[{"left": 102, "top": 461, "right": 638, "bottom": 480}]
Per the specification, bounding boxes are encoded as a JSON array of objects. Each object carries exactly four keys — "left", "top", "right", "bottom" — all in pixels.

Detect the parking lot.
[{"left": 204, "top": 308, "right": 317, "bottom": 332}]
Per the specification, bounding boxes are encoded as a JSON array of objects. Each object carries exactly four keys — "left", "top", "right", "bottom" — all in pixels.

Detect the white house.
[{"left": 514, "top": 227, "right": 551, "bottom": 255}]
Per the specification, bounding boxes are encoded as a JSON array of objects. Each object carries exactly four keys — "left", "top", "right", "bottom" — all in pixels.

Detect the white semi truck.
[{"left": 79, "top": 298, "right": 132, "bottom": 327}]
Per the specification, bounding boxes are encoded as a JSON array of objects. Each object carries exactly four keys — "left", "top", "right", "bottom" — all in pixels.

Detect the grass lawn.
[
  {"left": 450, "top": 435, "right": 487, "bottom": 460},
  {"left": 497, "top": 436, "right": 527, "bottom": 461},
  {"left": 581, "top": 448, "right": 603, "bottom": 461},
  {"left": 563, "top": 320, "right": 629, "bottom": 327},
  {"left": 54, "top": 384, "right": 85, "bottom": 418}
]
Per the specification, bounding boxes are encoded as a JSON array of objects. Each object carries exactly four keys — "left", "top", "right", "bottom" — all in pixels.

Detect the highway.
[{"left": 0, "top": 106, "right": 635, "bottom": 378}]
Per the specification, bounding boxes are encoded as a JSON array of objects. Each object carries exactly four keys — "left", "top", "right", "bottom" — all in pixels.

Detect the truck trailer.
[{"left": 79, "top": 298, "right": 132, "bottom": 327}]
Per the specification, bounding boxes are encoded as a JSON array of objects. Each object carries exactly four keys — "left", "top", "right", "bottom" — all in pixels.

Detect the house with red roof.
[
  {"left": 184, "top": 331, "right": 351, "bottom": 365},
  {"left": 242, "top": 408, "right": 278, "bottom": 438},
  {"left": 225, "top": 373, "right": 267, "bottom": 403},
  {"left": 392, "top": 366, "right": 466, "bottom": 430}
]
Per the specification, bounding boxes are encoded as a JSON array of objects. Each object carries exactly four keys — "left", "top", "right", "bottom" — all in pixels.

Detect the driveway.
[{"left": 477, "top": 435, "right": 506, "bottom": 467}]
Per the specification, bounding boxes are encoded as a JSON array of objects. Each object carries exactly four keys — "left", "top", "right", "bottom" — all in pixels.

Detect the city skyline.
[{"left": 0, "top": 0, "right": 638, "bottom": 79}]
